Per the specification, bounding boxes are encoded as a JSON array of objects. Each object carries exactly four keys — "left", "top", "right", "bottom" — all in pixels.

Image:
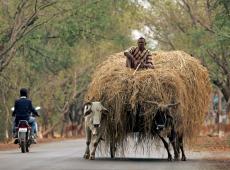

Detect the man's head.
[
  {"left": 20, "top": 88, "right": 28, "bottom": 97},
  {"left": 137, "top": 37, "right": 146, "bottom": 51}
]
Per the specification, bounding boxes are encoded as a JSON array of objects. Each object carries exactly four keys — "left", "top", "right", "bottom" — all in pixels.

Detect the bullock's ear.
[
  {"left": 102, "top": 108, "right": 109, "bottom": 116},
  {"left": 100, "top": 104, "right": 108, "bottom": 116},
  {"left": 82, "top": 102, "right": 92, "bottom": 116},
  {"left": 98, "top": 102, "right": 108, "bottom": 114}
]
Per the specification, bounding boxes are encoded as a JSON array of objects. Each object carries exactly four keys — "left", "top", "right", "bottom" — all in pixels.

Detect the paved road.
[{"left": 0, "top": 138, "right": 230, "bottom": 170}]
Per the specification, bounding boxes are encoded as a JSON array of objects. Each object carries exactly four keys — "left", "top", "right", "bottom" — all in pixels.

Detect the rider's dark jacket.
[{"left": 12, "top": 96, "right": 38, "bottom": 124}]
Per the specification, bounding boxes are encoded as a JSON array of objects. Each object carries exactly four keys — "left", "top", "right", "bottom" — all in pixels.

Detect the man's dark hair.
[
  {"left": 20, "top": 88, "right": 28, "bottom": 97},
  {"left": 137, "top": 37, "right": 146, "bottom": 45},
  {"left": 138, "top": 37, "right": 145, "bottom": 41}
]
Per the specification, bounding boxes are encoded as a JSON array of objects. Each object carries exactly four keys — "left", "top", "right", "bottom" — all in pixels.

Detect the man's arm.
[
  {"left": 124, "top": 51, "right": 135, "bottom": 62},
  {"left": 12, "top": 101, "right": 17, "bottom": 117},
  {"left": 30, "top": 101, "right": 39, "bottom": 117},
  {"left": 124, "top": 47, "right": 135, "bottom": 61},
  {"left": 143, "top": 54, "right": 154, "bottom": 69}
]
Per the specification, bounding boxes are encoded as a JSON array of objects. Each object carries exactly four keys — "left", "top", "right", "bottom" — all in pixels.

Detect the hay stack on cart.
[{"left": 85, "top": 51, "right": 211, "bottom": 153}]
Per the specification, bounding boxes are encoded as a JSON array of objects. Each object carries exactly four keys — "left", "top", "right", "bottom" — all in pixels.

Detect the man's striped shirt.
[{"left": 125, "top": 46, "right": 153, "bottom": 69}]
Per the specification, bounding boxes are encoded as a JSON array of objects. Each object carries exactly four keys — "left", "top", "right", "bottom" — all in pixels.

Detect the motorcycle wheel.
[{"left": 21, "top": 141, "right": 26, "bottom": 153}]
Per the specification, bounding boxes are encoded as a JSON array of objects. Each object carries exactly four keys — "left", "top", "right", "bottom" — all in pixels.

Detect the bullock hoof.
[
  {"left": 89, "top": 155, "right": 95, "bottom": 160},
  {"left": 174, "top": 155, "right": 180, "bottom": 161},
  {"left": 181, "top": 156, "right": 187, "bottom": 161},
  {"left": 83, "top": 154, "right": 90, "bottom": 159},
  {"left": 167, "top": 156, "right": 172, "bottom": 161}
]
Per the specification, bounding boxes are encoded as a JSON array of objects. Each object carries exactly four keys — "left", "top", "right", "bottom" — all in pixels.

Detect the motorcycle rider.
[{"left": 12, "top": 88, "right": 39, "bottom": 144}]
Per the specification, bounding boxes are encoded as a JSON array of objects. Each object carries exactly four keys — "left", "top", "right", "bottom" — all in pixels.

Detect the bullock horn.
[
  {"left": 82, "top": 102, "right": 92, "bottom": 116},
  {"left": 82, "top": 102, "right": 92, "bottom": 112},
  {"left": 167, "top": 102, "right": 180, "bottom": 108},
  {"left": 83, "top": 102, "right": 92, "bottom": 106}
]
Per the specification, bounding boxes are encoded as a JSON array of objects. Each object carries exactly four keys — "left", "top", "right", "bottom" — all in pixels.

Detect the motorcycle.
[
  {"left": 11, "top": 106, "right": 41, "bottom": 153},
  {"left": 17, "top": 120, "right": 33, "bottom": 153}
]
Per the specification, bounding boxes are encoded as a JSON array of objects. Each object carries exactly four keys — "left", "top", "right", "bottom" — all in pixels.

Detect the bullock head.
[
  {"left": 145, "top": 101, "right": 180, "bottom": 130},
  {"left": 83, "top": 101, "right": 108, "bottom": 135}
]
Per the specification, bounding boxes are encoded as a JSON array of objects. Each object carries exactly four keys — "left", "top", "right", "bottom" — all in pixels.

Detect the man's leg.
[
  {"left": 13, "top": 119, "right": 19, "bottom": 144},
  {"left": 126, "top": 58, "right": 131, "bottom": 68},
  {"left": 12, "top": 119, "right": 16, "bottom": 137},
  {"left": 126, "top": 57, "right": 135, "bottom": 68},
  {"left": 29, "top": 117, "right": 37, "bottom": 144},
  {"left": 29, "top": 117, "right": 36, "bottom": 136}
]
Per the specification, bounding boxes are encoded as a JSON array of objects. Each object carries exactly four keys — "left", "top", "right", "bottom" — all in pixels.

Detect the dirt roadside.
[
  {"left": 192, "top": 134, "right": 230, "bottom": 152},
  {"left": 0, "top": 136, "right": 84, "bottom": 151}
]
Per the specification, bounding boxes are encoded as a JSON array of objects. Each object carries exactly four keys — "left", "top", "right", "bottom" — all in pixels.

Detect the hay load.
[{"left": 85, "top": 51, "right": 211, "bottom": 150}]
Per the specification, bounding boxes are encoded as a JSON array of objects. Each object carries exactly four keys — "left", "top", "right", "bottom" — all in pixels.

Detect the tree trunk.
[
  {"left": 217, "top": 89, "right": 222, "bottom": 136},
  {"left": 219, "top": 85, "right": 230, "bottom": 123},
  {"left": 61, "top": 121, "right": 66, "bottom": 137},
  {"left": 1, "top": 90, "right": 10, "bottom": 141},
  {"left": 226, "top": 98, "right": 230, "bottom": 124},
  {"left": 42, "top": 113, "right": 49, "bottom": 138},
  {"left": 42, "top": 120, "right": 61, "bottom": 138}
]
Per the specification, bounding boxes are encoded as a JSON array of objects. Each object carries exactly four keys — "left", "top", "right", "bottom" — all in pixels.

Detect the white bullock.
[{"left": 83, "top": 101, "right": 108, "bottom": 160}]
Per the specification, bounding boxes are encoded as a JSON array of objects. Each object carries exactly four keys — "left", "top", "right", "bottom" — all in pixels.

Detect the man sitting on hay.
[{"left": 124, "top": 37, "right": 154, "bottom": 70}]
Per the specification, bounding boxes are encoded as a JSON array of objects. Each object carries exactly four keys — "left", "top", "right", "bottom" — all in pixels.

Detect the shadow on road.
[{"left": 95, "top": 157, "right": 184, "bottom": 162}]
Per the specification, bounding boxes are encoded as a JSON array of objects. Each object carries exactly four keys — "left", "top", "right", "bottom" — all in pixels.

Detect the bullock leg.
[
  {"left": 168, "top": 129, "right": 179, "bottom": 160},
  {"left": 178, "top": 135, "right": 187, "bottom": 161},
  {"left": 83, "top": 128, "right": 91, "bottom": 159},
  {"left": 89, "top": 136, "right": 101, "bottom": 160},
  {"left": 157, "top": 133, "right": 172, "bottom": 161},
  {"left": 110, "top": 135, "right": 116, "bottom": 158}
]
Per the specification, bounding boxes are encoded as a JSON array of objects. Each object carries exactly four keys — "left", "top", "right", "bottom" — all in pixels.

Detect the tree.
[
  {"left": 0, "top": 0, "right": 139, "bottom": 141},
  {"left": 138, "top": 0, "right": 230, "bottom": 114},
  {"left": 0, "top": 0, "right": 58, "bottom": 72}
]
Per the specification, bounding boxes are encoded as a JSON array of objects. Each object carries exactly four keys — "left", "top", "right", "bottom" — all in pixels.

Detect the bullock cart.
[{"left": 84, "top": 51, "right": 211, "bottom": 160}]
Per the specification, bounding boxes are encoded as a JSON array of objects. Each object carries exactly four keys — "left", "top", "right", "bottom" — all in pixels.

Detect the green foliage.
[
  {"left": 0, "top": 0, "right": 138, "bottom": 141},
  {"left": 23, "top": 36, "right": 73, "bottom": 74}
]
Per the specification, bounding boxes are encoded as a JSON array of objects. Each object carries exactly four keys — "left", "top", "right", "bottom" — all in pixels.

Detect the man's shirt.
[
  {"left": 12, "top": 97, "right": 38, "bottom": 121},
  {"left": 125, "top": 46, "right": 153, "bottom": 68}
]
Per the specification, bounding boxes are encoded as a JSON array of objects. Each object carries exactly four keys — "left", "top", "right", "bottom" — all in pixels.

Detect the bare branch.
[
  {"left": 180, "top": 0, "right": 215, "bottom": 33},
  {"left": 0, "top": 0, "right": 58, "bottom": 72},
  {"left": 206, "top": 50, "right": 229, "bottom": 75},
  {"left": 195, "top": 18, "right": 215, "bottom": 33},
  {"left": 174, "top": 22, "right": 186, "bottom": 33},
  {"left": 35, "top": 0, "right": 38, "bottom": 12},
  {"left": 13, "top": 0, "right": 28, "bottom": 19},
  {"left": 38, "top": 1, "right": 57, "bottom": 11},
  {"left": 23, "top": 12, "right": 60, "bottom": 37},
  {"left": 180, "top": 0, "right": 197, "bottom": 26},
  {"left": 1, "top": 0, "right": 12, "bottom": 22},
  {"left": 205, "top": 0, "right": 212, "bottom": 23}
]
